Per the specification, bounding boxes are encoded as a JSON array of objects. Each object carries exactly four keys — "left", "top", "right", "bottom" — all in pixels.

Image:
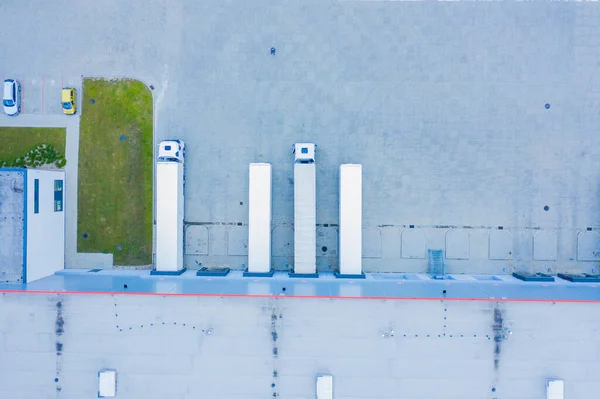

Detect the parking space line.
[{"left": 41, "top": 75, "right": 44, "bottom": 114}]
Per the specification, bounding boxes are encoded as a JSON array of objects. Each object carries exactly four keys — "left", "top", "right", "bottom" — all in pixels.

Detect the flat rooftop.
[
  {"left": 0, "top": 288, "right": 599, "bottom": 399},
  {"left": 0, "top": 170, "right": 24, "bottom": 283}
]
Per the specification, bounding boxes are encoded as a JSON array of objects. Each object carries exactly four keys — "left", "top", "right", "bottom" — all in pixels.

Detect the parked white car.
[{"left": 3, "top": 79, "right": 21, "bottom": 116}]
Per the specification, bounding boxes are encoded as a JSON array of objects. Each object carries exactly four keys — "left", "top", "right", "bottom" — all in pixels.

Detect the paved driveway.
[{"left": 2, "top": 1, "right": 600, "bottom": 274}]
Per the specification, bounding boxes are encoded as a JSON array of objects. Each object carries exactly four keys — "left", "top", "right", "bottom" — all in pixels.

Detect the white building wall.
[{"left": 25, "top": 169, "right": 65, "bottom": 283}]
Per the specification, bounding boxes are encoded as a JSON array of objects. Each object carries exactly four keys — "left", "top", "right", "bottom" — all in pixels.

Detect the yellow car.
[{"left": 61, "top": 88, "right": 76, "bottom": 115}]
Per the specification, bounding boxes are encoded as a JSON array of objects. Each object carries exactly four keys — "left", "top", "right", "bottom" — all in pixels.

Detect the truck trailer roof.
[{"left": 155, "top": 161, "right": 184, "bottom": 272}]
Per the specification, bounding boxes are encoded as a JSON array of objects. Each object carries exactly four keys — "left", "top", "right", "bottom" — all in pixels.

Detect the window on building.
[
  {"left": 54, "top": 180, "right": 63, "bottom": 212},
  {"left": 34, "top": 179, "right": 39, "bottom": 214}
]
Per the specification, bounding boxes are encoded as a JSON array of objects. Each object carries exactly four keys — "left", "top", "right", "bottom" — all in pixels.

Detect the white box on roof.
[
  {"left": 316, "top": 374, "right": 333, "bottom": 399},
  {"left": 339, "top": 164, "right": 362, "bottom": 275},
  {"left": 248, "top": 163, "right": 272, "bottom": 273},
  {"left": 98, "top": 369, "right": 116, "bottom": 398},
  {"left": 294, "top": 162, "right": 316, "bottom": 274},
  {"left": 546, "top": 379, "right": 564, "bottom": 399}
]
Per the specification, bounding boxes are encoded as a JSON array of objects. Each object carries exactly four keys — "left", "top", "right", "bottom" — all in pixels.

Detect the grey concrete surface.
[
  {"left": 2, "top": 1, "right": 600, "bottom": 274},
  {"left": 0, "top": 292, "right": 599, "bottom": 399},
  {"left": 165, "top": 2, "right": 600, "bottom": 274},
  {"left": 0, "top": 171, "right": 24, "bottom": 283}
]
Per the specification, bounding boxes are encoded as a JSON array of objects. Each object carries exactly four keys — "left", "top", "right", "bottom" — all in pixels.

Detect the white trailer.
[
  {"left": 155, "top": 140, "right": 185, "bottom": 273},
  {"left": 546, "top": 379, "right": 564, "bottom": 399},
  {"left": 293, "top": 143, "right": 316, "bottom": 275},
  {"left": 316, "top": 374, "right": 333, "bottom": 399},
  {"left": 248, "top": 163, "right": 272, "bottom": 273},
  {"left": 339, "top": 164, "right": 362, "bottom": 275}
]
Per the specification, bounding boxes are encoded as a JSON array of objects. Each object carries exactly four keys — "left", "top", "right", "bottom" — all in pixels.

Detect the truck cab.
[
  {"left": 158, "top": 139, "right": 185, "bottom": 163},
  {"left": 293, "top": 143, "right": 315, "bottom": 163}
]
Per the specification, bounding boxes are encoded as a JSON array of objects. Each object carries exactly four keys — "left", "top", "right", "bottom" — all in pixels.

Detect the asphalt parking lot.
[
  {"left": 3, "top": 75, "right": 81, "bottom": 116},
  {"left": 2, "top": 1, "right": 600, "bottom": 274}
]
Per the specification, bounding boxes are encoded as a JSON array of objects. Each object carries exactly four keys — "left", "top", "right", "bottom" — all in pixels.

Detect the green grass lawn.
[
  {"left": 78, "top": 79, "right": 153, "bottom": 265},
  {"left": 0, "top": 127, "right": 66, "bottom": 161}
]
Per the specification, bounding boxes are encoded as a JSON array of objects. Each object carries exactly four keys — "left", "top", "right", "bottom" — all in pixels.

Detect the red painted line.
[
  {"left": 0, "top": 289, "right": 598, "bottom": 303},
  {"left": 41, "top": 75, "right": 44, "bottom": 114}
]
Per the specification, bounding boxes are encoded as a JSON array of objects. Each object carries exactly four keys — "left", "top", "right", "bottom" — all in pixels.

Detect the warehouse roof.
[
  {"left": 0, "top": 170, "right": 25, "bottom": 283},
  {"left": 0, "top": 284, "right": 598, "bottom": 398}
]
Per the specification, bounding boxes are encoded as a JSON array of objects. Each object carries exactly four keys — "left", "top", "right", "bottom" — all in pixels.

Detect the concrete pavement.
[{"left": 2, "top": 1, "right": 600, "bottom": 274}]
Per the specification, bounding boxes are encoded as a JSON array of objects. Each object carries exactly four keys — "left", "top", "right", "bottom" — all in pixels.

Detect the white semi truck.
[
  {"left": 293, "top": 143, "right": 317, "bottom": 275},
  {"left": 155, "top": 139, "right": 185, "bottom": 274}
]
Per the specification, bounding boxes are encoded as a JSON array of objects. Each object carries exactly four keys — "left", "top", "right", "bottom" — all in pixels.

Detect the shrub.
[
  {"left": 55, "top": 157, "right": 67, "bottom": 168},
  {"left": 0, "top": 144, "right": 66, "bottom": 169}
]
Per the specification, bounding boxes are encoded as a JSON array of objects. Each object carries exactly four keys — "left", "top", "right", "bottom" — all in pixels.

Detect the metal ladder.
[{"left": 428, "top": 249, "right": 446, "bottom": 279}]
